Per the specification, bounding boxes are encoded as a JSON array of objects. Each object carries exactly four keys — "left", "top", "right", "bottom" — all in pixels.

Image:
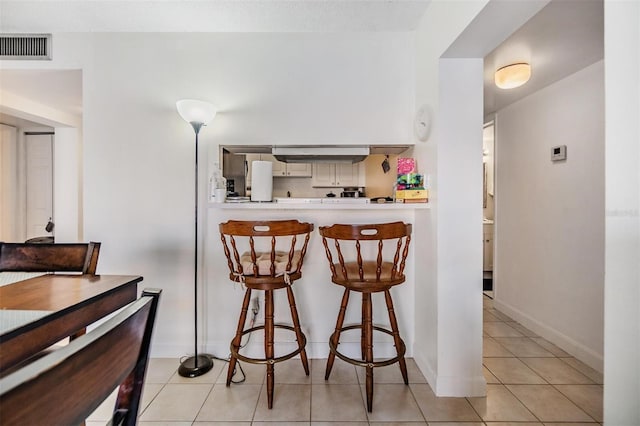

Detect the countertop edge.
[{"left": 209, "top": 202, "right": 429, "bottom": 210}]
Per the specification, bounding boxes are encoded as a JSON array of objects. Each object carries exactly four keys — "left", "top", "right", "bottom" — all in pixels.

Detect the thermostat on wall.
[{"left": 551, "top": 145, "right": 567, "bottom": 161}]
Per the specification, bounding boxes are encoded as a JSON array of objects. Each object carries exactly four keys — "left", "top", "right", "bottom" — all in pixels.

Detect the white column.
[
  {"left": 603, "top": 0, "right": 640, "bottom": 423},
  {"left": 434, "top": 58, "right": 485, "bottom": 396}
]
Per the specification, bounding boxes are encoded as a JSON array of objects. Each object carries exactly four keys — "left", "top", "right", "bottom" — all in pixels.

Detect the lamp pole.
[{"left": 176, "top": 100, "right": 216, "bottom": 378}]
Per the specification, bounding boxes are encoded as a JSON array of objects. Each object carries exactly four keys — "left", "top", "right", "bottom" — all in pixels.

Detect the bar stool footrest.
[
  {"left": 328, "top": 324, "right": 406, "bottom": 368},
  {"left": 231, "top": 324, "right": 307, "bottom": 365}
]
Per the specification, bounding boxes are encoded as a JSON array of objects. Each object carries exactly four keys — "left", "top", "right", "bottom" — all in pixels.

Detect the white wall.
[
  {"left": 53, "top": 127, "right": 82, "bottom": 242},
  {"left": 603, "top": 0, "right": 640, "bottom": 423},
  {"left": 2, "top": 31, "right": 414, "bottom": 357},
  {"left": 493, "top": 61, "right": 605, "bottom": 370}
]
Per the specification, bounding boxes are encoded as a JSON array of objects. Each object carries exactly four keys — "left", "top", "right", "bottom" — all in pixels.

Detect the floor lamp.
[{"left": 176, "top": 99, "right": 216, "bottom": 377}]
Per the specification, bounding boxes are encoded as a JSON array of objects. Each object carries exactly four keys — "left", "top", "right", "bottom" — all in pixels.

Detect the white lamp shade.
[
  {"left": 494, "top": 63, "right": 531, "bottom": 89},
  {"left": 176, "top": 99, "right": 217, "bottom": 125}
]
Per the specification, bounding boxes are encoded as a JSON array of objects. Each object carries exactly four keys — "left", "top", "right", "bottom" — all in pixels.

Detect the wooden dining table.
[{"left": 0, "top": 273, "right": 142, "bottom": 372}]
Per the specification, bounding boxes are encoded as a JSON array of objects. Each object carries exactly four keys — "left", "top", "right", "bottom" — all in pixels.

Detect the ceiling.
[
  {"left": 0, "top": 0, "right": 431, "bottom": 33},
  {"left": 483, "top": 0, "right": 603, "bottom": 115},
  {"left": 0, "top": 0, "right": 604, "bottom": 124}
]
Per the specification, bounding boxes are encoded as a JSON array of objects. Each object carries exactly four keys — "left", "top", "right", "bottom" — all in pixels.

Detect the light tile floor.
[{"left": 87, "top": 296, "right": 603, "bottom": 425}]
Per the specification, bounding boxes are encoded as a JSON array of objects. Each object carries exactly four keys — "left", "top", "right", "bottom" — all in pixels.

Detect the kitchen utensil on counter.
[
  {"left": 214, "top": 188, "right": 226, "bottom": 203},
  {"left": 371, "top": 196, "right": 393, "bottom": 204},
  {"left": 226, "top": 196, "right": 250, "bottom": 203},
  {"left": 341, "top": 187, "right": 364, "bottom": 198},
  {"left": 251, "top": 161, "right": 273, "bottom": 202}
]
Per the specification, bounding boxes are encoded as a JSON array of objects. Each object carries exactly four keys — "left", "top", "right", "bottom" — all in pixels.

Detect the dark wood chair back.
[
  {"left": 219, "top": 220, "right": 314, "bottom": 290},
  {"left": 0, "top": 288, "right": 161, "bottom": 426},
  {"left": 0, "top": 241, "right": 101, "bottom": 274},
  {"left": 319, "top": 222, "right": 412, "bottom": 290}
]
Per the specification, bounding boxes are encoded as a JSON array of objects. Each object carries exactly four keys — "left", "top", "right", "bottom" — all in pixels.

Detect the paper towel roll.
[{"left": 251, "top": 161, "right": 273, "bottom": 202}]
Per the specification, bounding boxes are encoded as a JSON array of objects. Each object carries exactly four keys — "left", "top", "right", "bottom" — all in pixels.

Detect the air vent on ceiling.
[{"left": 0, "top": 34, "right": 52, "bottom": 60}]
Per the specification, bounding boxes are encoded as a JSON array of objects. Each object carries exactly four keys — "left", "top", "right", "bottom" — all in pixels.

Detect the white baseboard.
[
  {"left": 413, "top": 350, "right": 486, "bottom": 397},
  {"left": 493, "top": 299, "right": 603, "bottom": 373},
  {"left": 434, "top": 374, "right": 487, "bottom": 397},
  {"left": 414, "top": 352, "right": 487, "bottom": 397},
  {"left": 413, "top": 351, "right": 437, "bottom": 389}
]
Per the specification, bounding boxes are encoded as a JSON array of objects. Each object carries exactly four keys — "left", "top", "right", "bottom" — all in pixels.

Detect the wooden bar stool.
[
  {"left": 319, "top": 221, "right": 412, "bottom": 412},
  {"left": 219, "top": 219, "right": 313, "bottom": 409}
]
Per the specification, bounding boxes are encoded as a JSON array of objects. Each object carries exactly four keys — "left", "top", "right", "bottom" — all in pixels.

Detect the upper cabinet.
[
  {"left": 311, "top": 163, "right": 360, "bottom": 187},
  {"left": 247, "top": 154, "right": 312, "bottom": 178},
  {"left": 267, "top": 155, "right": 312, "bottom": 177}
]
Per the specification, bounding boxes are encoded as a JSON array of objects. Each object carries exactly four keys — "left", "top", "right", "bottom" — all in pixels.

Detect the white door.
[
  {"left": 25, "top": 133, "right": 54, "bottom": 240},
  {"left": 0, "top": 124, "right": 18, "bottom": 241}
]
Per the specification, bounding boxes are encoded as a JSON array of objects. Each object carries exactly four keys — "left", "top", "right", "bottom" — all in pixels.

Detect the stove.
[{"left": 274, "top": 197, "right": 370, "bottom": 204}]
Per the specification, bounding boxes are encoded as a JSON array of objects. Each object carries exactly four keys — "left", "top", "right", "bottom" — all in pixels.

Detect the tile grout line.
[
  {"left": 138, "top": 296, "right": 599, "bottom": 425},
  {"left": 485, "top": 301, "right": 546, "bottom": 425},
  {"left": 484, "top": 298, "right": 599, "bottom": 424}
]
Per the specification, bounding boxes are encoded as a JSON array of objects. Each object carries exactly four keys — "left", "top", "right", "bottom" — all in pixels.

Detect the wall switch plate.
[{"left": 551, "top": 145, "right": 567, "bottom": 161}]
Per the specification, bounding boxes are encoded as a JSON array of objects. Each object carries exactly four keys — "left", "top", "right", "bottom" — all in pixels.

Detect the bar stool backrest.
[
  {"left": 219, "top": 220, "right": 314, "bottom": 289},
  {"left": 319, "top": 222, "right": 412, "bottom": 288}
]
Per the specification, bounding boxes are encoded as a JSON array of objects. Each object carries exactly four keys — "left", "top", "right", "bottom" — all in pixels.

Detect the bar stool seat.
[
  {"left": 219, "top": 219, "right": 314, "bottom": 409},
  {"left": 319, "top": 221, "right": 412, "bottom": 412}
]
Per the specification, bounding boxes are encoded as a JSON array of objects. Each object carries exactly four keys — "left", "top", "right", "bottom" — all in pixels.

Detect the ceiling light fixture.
[{"left": 494, "top": 63, "right": 531, "bottom": 89}]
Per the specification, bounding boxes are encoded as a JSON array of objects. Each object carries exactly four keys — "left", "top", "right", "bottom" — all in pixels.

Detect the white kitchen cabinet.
[
  {"left": 312, "top": 163, "right": 360, "bottom": 187},
  {"left": 483, "top": 223, "right": 494, "bottom": 271},
  {"left": 281, "top": 162, "right": 312, "bottom": 177},
  {"left": 250, "top": 154, "right": 311, "bottom": 177}
]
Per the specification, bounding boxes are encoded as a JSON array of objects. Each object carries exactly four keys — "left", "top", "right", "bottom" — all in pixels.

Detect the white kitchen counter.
[{"left": 209, "top": 200, "right": 429, "bottom": 210}]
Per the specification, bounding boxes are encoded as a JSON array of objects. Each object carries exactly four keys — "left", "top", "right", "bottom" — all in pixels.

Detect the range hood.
[{"left": 272, "top": 146, "right": 370, "bottom": 163}]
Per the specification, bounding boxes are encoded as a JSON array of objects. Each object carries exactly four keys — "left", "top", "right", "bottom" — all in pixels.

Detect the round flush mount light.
[{"left": 494, "top": 63, "right": 531, "bottom": 89}]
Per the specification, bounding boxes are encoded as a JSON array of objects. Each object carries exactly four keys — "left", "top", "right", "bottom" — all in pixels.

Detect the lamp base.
[{"left": 178, "top": 354, "right": 214, "bottom": 378}]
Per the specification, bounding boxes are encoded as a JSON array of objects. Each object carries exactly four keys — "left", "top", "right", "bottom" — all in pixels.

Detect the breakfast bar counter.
[
  {"left": 203, "top": 200, "right": 426, "bottom": 362},
  {"left": 209, "top": 199, "right": 429, "bottom": 210}
]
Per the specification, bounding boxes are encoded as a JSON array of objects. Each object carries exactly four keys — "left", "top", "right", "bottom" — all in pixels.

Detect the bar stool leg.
[
  {"left": 227, "top": 288, "right": 252, "bottom": 386},
  {"left": 361, "top": 293, "right": 366, "bottom": 360},
  {"left": 286, "top": 285, "right": 309, "bottom": 375},
  {"left": 326, "top": 288, "right": 350, "bottom": 380},
  {"left": 363, "top": 292, "right": 374, "bottom": 412},
  {"left": 385, "top": 289, "right": 408, "bottom": 385},
  {"left": 265, "top": 289, "right": 275, "bottom": 409}
]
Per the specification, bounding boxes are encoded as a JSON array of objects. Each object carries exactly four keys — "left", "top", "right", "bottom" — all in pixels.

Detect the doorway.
[
  {"left": 0, "top": 124, "right": 54, "bottom": 242},
  {"left": 482, "top": 121, "right": 495, "bottom": 298},
  {"left": 25, "top": 132, "right": 54, "bottom": 241}
]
